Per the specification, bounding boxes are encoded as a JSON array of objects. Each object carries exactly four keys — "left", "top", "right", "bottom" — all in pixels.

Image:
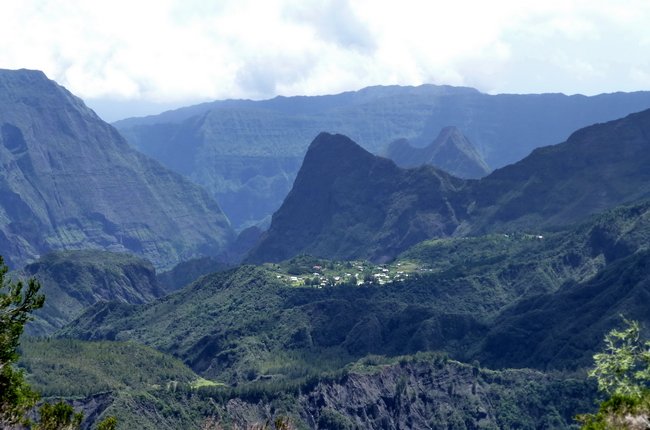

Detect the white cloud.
[{"left": 1, "top": 0, "right": 649, "bottom": 118}]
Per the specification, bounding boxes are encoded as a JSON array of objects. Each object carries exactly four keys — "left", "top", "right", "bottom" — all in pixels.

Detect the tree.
[
  {"left": 0, "top": 255, "right": 98, "bottom": 430},
  {"left": 578, "top": 319, "right": 650, "bottom": 429},
  {"left": 589, "top": 319, "right": 650, "bottom": 397},
  {"left": 96, "top": 415, "right": 118, "bottom": 430},
  {"left": 35, "top": 401, "right": 83, "bottom": 430},
  {"left": 0, "top": 255, "right": 45, "bottom": 427}
]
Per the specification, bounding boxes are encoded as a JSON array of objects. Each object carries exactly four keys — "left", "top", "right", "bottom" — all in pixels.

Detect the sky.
[{"left": 1, "top": 0, "right": 649, "bottom": 121}]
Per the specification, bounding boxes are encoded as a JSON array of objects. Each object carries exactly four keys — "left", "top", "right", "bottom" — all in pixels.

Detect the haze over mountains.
[
  {"left": 115, "top": 85, "right": 650, "bottom": 229},
  {"left": 3, "top": 67, "right": 650, "bottom": 428},
  {"left": 0, "top": 69, "right": 233, "bottom": 270},
  {"left": 249, "top": 108, "right": 650, "bottom": 263}
]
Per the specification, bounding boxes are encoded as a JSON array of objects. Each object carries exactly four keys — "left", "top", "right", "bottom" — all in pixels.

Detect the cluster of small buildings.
[{"left": 276, "top": 261, "right": 412, "bottom": 288}]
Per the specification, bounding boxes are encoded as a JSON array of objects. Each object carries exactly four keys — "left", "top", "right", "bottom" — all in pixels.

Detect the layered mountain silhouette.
[
  {"left": 246, "top": 133, "right": 468, "bottom": 263},
  {"left": 0, "top": 69, "right": 234, "bottom": 269},
  {"left": 249, "top": 109, "right": 650, "bottom": 263},
  {"left": 115, "top": 85, "right": 650, "bottom": 228},
  {"left": 385, "top": 126, "right": 490, "bottom": 178}
]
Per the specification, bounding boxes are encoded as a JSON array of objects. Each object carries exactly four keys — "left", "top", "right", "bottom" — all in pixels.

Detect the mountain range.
[
  {"left": 0, "top": 69, "right": 234, "bottom": 269},
  {"left": 250, "top": 108, "right": 650, "bottom": 263},
  {"left": 3, "top": 68, "right": 650, "bottom": 428},
  {"left": 114, "top": 85, "right": 650, "bottom": 229},
  {"left": 50, "top": 198, "right": 650, "bottom": 428}
]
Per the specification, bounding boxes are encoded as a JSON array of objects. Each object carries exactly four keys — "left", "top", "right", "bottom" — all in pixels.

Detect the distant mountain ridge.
[
  {"left": 385, "top": 126, "right": 490, "bottom": 178},
  {"left": 0, "top": 69, "right": 234, "bottom": 269},
  {"left": 249, "top": 109, "right": 650, "bottom": 263},
  {"left": 115, "top": 85, "right": 650, "bottom": 228}
]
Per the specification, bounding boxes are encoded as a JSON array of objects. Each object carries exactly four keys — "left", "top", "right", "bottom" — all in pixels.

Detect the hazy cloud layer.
[{"left": 1, "top": 0, "right": 649, "bottom": 119}]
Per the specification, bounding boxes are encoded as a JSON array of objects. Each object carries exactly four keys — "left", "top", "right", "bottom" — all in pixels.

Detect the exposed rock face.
[
  {"left": 293, "top": 360, "right": 588, "bottom": 430},
  {"left": 247, "top": 133, "right": 468, "bottom": 263},
  {"left": 248, "top": 109, "right": 650, "bottom": 263},
  {"left": 21, "top": 250, "right": 166, "bottom": 335},
  {"left": 386, "top": 126, "right": 490, "bottom": 178},
  {"left": 198, "top": 358, "right": 591, "bottom": 430},
  {"left": 115, "top": 85, "right": 650, "bottom": 228},
  {"left": 0, "top": 69, "right": 234, "bottom": 269},
  {"left": 64, "top": 356, "right": 592, "bottom": 430}
]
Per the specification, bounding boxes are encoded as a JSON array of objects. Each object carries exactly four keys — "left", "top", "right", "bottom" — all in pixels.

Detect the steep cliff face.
[
  {"left": 386, "top": 126, "right": 490, "bottom": 179},
  {"left": 0, "top": 69, "right": 234, "bottom": 269},
  {"left": 21, "top": 250, "right": 166, "bottom": 335},
  {"left": 65, "top": 356, "right": 591, "bottom": 430}
]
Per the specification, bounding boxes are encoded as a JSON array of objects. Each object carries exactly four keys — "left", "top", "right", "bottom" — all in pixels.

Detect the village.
[
  {"left": 268, "top": 257, "right": 422, "bottom": 288},
  {"left": 266, "top": 232, "right": 548, "bottom": 289}
]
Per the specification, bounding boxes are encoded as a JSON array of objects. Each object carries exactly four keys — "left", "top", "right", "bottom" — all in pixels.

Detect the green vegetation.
[
  {"left": 157, "top": 256, "right": 229, "bottom": 292},
  {"left": 96, "top": 416, "right": 118, "bottom": 430},
  {"left": 62, "top": 201, "right": 650, "bottom": 388},
  {"left": 35, "top": 401, "right": 83, "bottom": 430},
  {"left": 0, "top": 254, "right": 101, "bottom": 430},
  {"left": 54, "top": 352, "right": 594, "bottom": 429},
  {"left": 21, "top": 250, "right": 166, "bottom": 336},
  {"left": 0, "top": 255, "right": 45, "bottom": 427},
  {"left": 578, "top": 320, "right": 650, "bottom": 429},
  {"left": 41, "top": 199, "right": 650, "bottom": 428},
  {"left": 19, "top": 339, "right": 204, "bottom": 397},
  {"left": 590, "top": 319, "right": 650, "bottom": 397}
]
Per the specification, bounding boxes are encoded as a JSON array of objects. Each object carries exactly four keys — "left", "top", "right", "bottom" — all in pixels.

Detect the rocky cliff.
[
  {"left": 0, "top": 69, "right": 234, "bottom": 269},
  {"left": 63, "top": 355, "right": 593, "bottom": 430},
  {"left": 21, "top": 250, "right": 166, "bottom": 335}
]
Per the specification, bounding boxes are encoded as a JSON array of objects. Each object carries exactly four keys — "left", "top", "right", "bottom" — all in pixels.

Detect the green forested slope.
[
  {"left": 18, "top": 339, "right": 201, "bottom": 397},
  {"left": 60, "top": 201, "right": 650, "bottom": 387},
  {"left": 20, "top": 250, "right": 166, "bottom": 336}
]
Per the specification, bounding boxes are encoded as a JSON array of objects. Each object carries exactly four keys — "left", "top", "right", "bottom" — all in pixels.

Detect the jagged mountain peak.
[
  {"left": 247, "top": 133, "right": 466, "bottom": 263},
  {"left": 386, "top": 126, "right": 490, "bottom": 179},
  {"left": 303, "top": 132, "right": 385, "bottom": 170}
]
